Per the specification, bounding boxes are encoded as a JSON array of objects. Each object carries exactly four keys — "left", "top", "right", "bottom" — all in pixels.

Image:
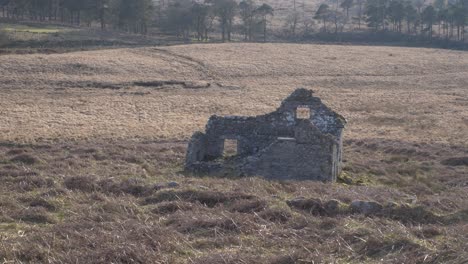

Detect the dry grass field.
[{"left": 0, "top": 43, "right": 467, "bottom": 263}]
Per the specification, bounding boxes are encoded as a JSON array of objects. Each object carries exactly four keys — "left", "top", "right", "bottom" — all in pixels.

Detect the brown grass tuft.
[
  {"left": 167, "top": 213, "right": 240, "bottom": 235},
  {"left": 14, "top": 207, "right": 56, "bottom": 224},
  {"left": 441, "top": 157, "right": 468, "bottom": 166},
  {"left": 259, "top": 208, "right": 291, "bottom": 223},
  {"left": 13, "top": 176, "right": 54, "bottom": 191},
  {"left": 0, "top": 168, "right": 39, "bottom": 178},
  {"left": 357, "top": 237, "right": 423, "bottom": 260},
  {"left": 413, "top": 225, "right": 443, "bottom": 239},
  {"left": 10, "top": 154, "right": 38, "bottom": 165},
  {"left": 6, "top": 148, "right": 27, "bottom": 156},
  {"left": 63, "top": 175, "right": 98, "bottom": 192},
  {"left": 152, "top": 201, "right": 193, "bottom": 214},
  {"left": 192, "top": 253, "right": 262, "bottom": 264},
  {"left": 227, "top": 198, "right": 267, "bottom": 213},
  {"left": 21, "top": 197, "right": 57, "bottom": 212},
  {"left": 98, "top": 178, "right": 152, "bottom": 197},
  {"left": 270, "top": 253, "right": 303, "bottom": 264},
  {"left": 382, "top": 205, "right": 439, "bottom": 224},
  {"left": 142, "top": 189, "right": 256, "bottom": 207},
  {"left": 287, "top": 198, "right": 327, "bottom": 216}
]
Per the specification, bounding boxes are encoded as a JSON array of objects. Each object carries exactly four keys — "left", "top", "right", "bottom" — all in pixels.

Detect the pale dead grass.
[
  {"left": 0, "top": 43, "right": 467, "bottom": 263},
  {"left": 0, "top": 43, "right": 467, "bottom": 148},
  {"left": 0, "top": 135, "right": 466, "bottom": 262}
]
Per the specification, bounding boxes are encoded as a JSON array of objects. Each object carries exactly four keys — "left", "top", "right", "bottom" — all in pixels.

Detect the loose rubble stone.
[
  {"left": 350, "top": 200, "right": 383, "bottom": 215},
  {"left": 167, "top": 181, "right": 179, "bottom": 188},
  {"left": 324, "top": 199, "right": 341, "bottom": 215},
  {"left": 286, "top": 197, "right": 326, "bottom": 215}
]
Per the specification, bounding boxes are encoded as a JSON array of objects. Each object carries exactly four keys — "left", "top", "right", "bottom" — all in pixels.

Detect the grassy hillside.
[
  {"left": 0, "top": 22, "right": 181, "bottom": 54},
  {"left": 0, "top": 43, "right": 467, "bottom": 263},
  {"left": 1, "top": 44, "right": 467, "bottom": 144}
]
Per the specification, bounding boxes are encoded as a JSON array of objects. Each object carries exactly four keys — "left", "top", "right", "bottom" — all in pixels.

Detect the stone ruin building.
[{"left": 185, "top": 88, "right": 347, "bottom": 182}]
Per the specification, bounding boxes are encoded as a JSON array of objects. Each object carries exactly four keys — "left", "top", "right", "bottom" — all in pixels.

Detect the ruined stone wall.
[
  {"left": 185, "top": 88, "right": 346, "bottom": 182},
  {"left": 204, "top": 113, "right": 296, "bottom": 158},
  {"left": 242, "top": 137, "right": 336, "bottom": 181},
  {"left": 278, "top": 89, "right": 345, "bottom": 138},
  {"left": 185, "top": 132, "right": 208, "bottom": 165}
]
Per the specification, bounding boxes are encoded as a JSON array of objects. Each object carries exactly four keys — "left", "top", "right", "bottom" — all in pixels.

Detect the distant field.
[
  {"left": 0, "top": 43, "right": 466, "bottom": 145},
  {"left": 0, "top": 43, "right": 467, "bottom": 263},
  {"left": 0, "top": 22, "right": 178, "bottom": 52},
  {"left": 1, "top": 23, "right": 66, "bottom": 33}
]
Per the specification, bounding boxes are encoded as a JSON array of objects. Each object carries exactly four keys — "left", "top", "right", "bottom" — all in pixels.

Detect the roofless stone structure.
[{"left": 185, "top": 88, "right": 346, "bottom": 182}]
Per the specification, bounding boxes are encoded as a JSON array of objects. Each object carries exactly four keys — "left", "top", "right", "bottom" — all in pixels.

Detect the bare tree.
[
  {"left": 340, "top": 0, "right": 353, "bottom": 18},
  {"left": 355, "top": 0, "right": 365, "bottom": 29},
  {"left": 210, "top": 0, "right": 237, "bottom": 42},
  {"left": 314, "top": 4, "right": 330, "bottom": 32},
  {"left": 239, "top": 0, "right": 255, "bottom": 40},
  {"left": 254, "top": 3, "right": 273, "bottom": 42}
]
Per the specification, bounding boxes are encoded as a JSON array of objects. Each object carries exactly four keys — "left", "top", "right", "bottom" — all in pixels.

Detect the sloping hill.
[{"left": 0, "top": 43, "right": 467, "bottom": 144}]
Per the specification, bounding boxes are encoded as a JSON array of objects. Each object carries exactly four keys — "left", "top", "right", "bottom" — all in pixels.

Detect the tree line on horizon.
[
  {"left": 314, "top": 0, "right": 467, "bottom": 41},
  {"left": 0, "top": 0, "right": 467, "bottom": 42},
  {"left": 0, "top": 0, "right": 273, "bottom": 40},
  {"left": 0, "top": 0, "right": 154, "bottom": 33}
]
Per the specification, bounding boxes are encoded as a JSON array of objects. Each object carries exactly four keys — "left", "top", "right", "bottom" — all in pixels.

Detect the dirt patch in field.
[{"left": 134, "top": 80, "right": 211, "bottom": 89}]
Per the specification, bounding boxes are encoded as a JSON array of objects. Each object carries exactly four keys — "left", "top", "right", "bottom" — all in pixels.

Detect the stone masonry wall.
[{"left": 185, "top": 88, "right": 346, "bottom": 182}]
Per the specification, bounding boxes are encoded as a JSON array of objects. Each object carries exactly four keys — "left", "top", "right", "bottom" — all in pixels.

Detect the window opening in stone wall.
[
  {"left": 296, "top": 106, "right": 311, "bottom": 119},
  {"left": 223, "top": 139, "right": 238, "bottom": 157}
]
